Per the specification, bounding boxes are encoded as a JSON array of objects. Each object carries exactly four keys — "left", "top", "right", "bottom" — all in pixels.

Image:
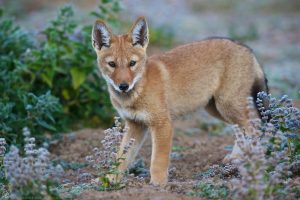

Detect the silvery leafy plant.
[
  {"left": 231, "top": 93, "right": 300, "bottom": 200},
  {"left": 86, "top": 117, "right": 135, "bottom": 190},
  {"left": 1, "top": 127, "right": 64, "bottom": 199}
]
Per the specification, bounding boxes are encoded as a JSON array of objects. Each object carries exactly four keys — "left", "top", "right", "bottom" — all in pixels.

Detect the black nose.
[{"left": 119, "top": 83, "right": 129, "bottom": 91}]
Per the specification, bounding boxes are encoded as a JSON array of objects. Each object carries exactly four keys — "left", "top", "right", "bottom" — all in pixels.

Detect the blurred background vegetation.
[{"left": 0, "top": 0, "right": 299, "bottom": 145}]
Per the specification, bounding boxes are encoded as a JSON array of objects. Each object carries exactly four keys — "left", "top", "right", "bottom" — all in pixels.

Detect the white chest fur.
[{"left": 117, "top": 107, "right": 149, "bottom": 122}]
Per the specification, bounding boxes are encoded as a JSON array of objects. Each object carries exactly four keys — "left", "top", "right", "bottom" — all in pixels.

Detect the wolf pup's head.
[{"left": 92, "top": 17, "right": 149, "bottom": 93}]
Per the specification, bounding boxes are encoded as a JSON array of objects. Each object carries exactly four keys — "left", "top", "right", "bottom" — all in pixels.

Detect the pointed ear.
[
  {"left": 130, "top": 17, "right": 149, "bottom": 48},
  {"left": 92, "top": 20, "right": 112, "bottom": 50}
]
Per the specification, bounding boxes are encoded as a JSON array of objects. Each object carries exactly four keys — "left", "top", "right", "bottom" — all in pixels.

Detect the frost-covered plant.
[
  {"left": 86, "top": 117, "right": 135, "bottom": 190},
  {"left": 0, "top": 138, "right": 9, "bottom": 198},
  {"left": 0, "top": 138, "right": 6, "bottom": 157},
  {"left": 0, "top": 138, "right": 6, "bottom": 176},
  {"left": 3, "top": 127, "right": 64, "bottom": 199},
  {"left": 231, "top": 93, "right": 300, "bottom": 200},
  {"left": 189, "top": 180, "right": 229, "bottom": 200},
  {"left": 257, "top": 92, "right": 300, "bottom": 134},
  {"left": 257, "top": 92, "right": 300, "bottom": 160},
  {"left": 231, "top": 125, "right": 290, "bottom": 199}
]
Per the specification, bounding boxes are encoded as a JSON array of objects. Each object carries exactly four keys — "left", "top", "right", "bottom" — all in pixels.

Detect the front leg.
[
  {"left": 109, "top": 120, "right": 147, "bottom": 182},
  {"left": 149, "top": 117, "right": 173, "bottom": 186}
]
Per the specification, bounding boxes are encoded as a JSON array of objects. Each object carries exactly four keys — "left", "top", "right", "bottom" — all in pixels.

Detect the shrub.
[
  {"left": 0, "top": 9, "right": 61, "bottom": 144},
  {"left": 91, "top": 0, "right": 122, "bottom": 27},
  {"left": 1, "top": 128, "right": 63, "bottom": 199},
  {"left": 231, "top": 93, "right": 300, "bottom": 199},
  {"left": 0, "top": 0, "right": 122, "bottom": 144},
  {"left": 25, "top": 6, "right": 114, "bottom": 128}
]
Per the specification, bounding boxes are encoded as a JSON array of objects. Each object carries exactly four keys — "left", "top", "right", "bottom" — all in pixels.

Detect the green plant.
[
  {"left": 1, "top": 1, "right": 123, "bottom": 144},
  {"left": 189, "top": 181, "right": 229, "bottom": 200},
  {"left": 172, "top": 145, "right": 190, "bottom": 152},
  {"left": 91, "top": 0, "right": 122, "bottom": 28},
  {"left": 149, "top": 26, "right": 175, "bottom": 48},
  {"left": 0, "top": 10, "right": 61, "bottom": 144},
  {"left": 25, "top": 6, "right": 114, "bottom": 128},
  {"left": 128, "top": 159, "right": 149, "bottom": 178}
]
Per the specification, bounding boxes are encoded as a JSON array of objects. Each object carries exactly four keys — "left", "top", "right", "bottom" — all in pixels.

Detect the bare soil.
[{"left": 51, "top": 117, "right": 234, "bottom": 200}]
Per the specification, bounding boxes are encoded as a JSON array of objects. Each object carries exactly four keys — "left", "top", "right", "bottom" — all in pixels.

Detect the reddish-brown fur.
[{"left": 92, "top": 17, "right": 268, "bottom": 185}]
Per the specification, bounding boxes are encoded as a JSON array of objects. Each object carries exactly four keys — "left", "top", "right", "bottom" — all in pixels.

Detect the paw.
[
  {"left": 150, "top": 175, "right": 167, "bottom": 186},
  {"left": 107, "top": 173, "right": 122, "bottom": 183},
  {"left": 223, "top": 154, "right": 232, "bottom": 163},
  {"left": 91, "top": 177, "right": 100, "bottom": 184},
  {"left": 223, "top": 154, "right": 242, "bottom": 164}
]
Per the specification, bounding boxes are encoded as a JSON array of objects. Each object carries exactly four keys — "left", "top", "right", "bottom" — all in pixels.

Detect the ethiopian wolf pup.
[{"left": 91, "top": 17, "right": 268, "bottom": 186}]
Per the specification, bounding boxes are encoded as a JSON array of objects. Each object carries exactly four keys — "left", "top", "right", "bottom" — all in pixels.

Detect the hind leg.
[
  {"left": 205, "top": 97, "right": 226, "bottom": 122},
  {"left": 214, "top": 96, "right": 248, "bottom": 163},
  {"left": 214, "top": 96, "right": 248, "bottom": 127}
]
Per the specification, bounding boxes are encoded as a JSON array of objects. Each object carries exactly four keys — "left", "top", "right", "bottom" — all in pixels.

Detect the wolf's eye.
[
  {"left": 129, "top": 60, "right": 136, "bottom": 67},
  {"left": 108, "top": 61, "right": 116, "bottom": 68}
]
